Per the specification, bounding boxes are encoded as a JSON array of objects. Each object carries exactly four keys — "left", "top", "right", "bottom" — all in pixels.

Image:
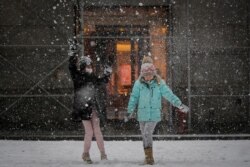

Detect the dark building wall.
[
  {"left": 0, "top": 0, "right": 249, "bottom": 134},
  {"left": 0, "top": 0, "right": 76, "bottom": 131},
  {"left": 172, "top": 0, "right": 250, "bottom": 133}
]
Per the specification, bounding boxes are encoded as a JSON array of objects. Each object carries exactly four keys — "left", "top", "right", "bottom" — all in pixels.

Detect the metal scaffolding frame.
[
  {"left": 186, "top": 0, "right": 192, "bottom": 132},
  {"left": 0, "top": 0, "right": 75, "bottom": 116},
  {"left": 0, "top": 54, "right": 71, "bottom": 116}
]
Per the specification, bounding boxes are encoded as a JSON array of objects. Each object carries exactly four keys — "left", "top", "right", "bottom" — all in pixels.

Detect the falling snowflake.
[
  {"left": 119, "top": 8, "right": 125, "bottom": 13},
  {"left": 90, "top": 41, "right": 96, "bottom": 46}
]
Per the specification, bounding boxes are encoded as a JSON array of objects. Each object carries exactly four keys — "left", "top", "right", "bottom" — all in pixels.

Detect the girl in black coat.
[
  {"left": 69, "top": 55, "right": 110, "bottom": 121},
  {"left": 68, "top": 53, "right": 112, "bottom": 164}
]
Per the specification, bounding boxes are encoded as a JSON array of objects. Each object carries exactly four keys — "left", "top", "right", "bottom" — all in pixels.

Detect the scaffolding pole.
[{"left": 186, "top": 0, "right": 192, "bottom": 131}]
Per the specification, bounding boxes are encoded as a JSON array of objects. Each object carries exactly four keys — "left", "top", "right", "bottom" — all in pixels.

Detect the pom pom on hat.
[{"left": 142, "top": 56, "right": 153, "bottom": 64}]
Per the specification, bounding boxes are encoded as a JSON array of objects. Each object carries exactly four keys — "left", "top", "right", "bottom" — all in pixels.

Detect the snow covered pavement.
[{"left": 0, "top": 140, "right": 249, "bottom": 167}]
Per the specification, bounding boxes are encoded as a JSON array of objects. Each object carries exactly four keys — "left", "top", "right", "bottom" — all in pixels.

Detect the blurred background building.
[{"left": 0, "top": 0, "right": 249, "bottom": 137}]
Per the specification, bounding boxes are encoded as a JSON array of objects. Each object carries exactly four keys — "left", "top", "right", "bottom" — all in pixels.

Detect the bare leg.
[{"left": 91, "top": 111, "right": 106, "bottom": 156}]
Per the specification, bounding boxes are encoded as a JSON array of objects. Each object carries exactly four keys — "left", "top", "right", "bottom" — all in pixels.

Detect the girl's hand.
[
  {"left": 124, "top": 113, "right": 133, "bottom": 122},
  {"left": 178, "top": 104, "right": 190, "bottom": 113}
]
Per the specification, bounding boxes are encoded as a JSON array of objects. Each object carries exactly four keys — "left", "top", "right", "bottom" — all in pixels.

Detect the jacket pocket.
[
  {"left": 151, "top": 108, "right": 161, "bottom": 120},
  {"left": 137, "top": 108, "right": 150, "bottom": 120}
]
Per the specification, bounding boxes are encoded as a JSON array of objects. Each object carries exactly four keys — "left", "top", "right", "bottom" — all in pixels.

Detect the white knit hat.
[{"left": 140, "top": 63, "right": 156, "bottom": 76}]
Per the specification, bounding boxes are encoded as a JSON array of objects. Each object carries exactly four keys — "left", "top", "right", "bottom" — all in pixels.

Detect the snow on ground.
[{"left": 0, "top": 140, "right": 249, "bottom": 167}]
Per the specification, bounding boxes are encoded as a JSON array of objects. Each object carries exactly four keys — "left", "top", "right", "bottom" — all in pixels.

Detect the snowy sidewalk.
[{"left": 0, "top": 140, "right": 249, "bottom": 167}]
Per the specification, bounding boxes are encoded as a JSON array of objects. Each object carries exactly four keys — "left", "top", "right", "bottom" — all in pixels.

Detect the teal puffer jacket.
[{"left": 127, "top": 79, "right": 182, "bottom": 122}]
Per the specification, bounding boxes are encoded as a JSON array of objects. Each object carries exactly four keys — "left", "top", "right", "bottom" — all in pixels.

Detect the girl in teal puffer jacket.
[{"left": 126, "top": 56, "right": 189, "bottom": 165}]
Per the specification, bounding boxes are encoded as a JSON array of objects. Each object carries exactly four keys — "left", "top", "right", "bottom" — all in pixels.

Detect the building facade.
[{"left": 0, "top": 0, "right": 249, "bottom": 135}]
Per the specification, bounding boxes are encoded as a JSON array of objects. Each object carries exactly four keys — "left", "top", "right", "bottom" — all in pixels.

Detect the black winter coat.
[{"left": 69, "top": 55, "right": 110, "bottom": 122}]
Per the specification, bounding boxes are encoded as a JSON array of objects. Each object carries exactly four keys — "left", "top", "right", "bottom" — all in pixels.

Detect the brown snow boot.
[
  {"left": 82, "top": 152, "right": 93, "bottom": 164},
  {"left": 144, "top": 147, "right": 154, "bottom": 165}
]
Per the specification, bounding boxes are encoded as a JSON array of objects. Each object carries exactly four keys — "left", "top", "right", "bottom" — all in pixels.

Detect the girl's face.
[
  {"left": 144, "top": 74, "right": 154, "bottom": 81},
  {"left": 85, "top": 65, "right": 93, "bottom": 73}
]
